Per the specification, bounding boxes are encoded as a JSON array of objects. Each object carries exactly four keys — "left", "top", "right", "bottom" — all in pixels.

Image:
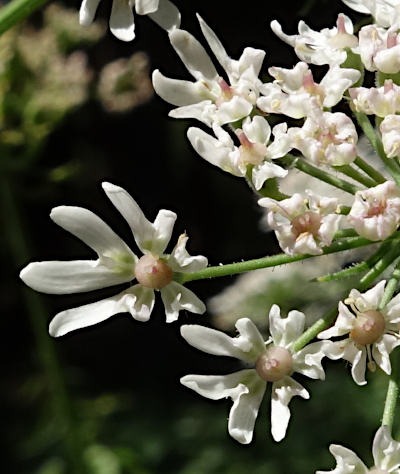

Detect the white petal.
[
  {"left": 148, "top": 0, "right": 180, "bottom": 31},
  {"left": 372, "top": 334, "right": 400, "bottom": 375},
  {"left": 341, "top": 0, "right": 371, "bottom": 14},
  {"left": 372, "top": 425, "right": 400, "bottom": 471},
  {"left": 293, "top": 341, "right": 332, "bottom": 380},
  {"left": 169, "top": 29, "right": 218, "bottom": 82},
  {"left": 242, "top": 115, "right": 271, "bottom": 144},
  {"left": 384, "top": 292, "right": 400, "bottom": 323},
  {"left": 318, "top": 302, "right": 355, "bottom": 339},
  {"left": 110, "top": 0, "right": 135, "bottom": 42},
  {"left": 344, "top": 342, "right": 367, "bottom": 386},
  {"left": 252, "top": 162, "right": 288, "bottom": 190},
  {"left": 167, "top": 234, "right": 208, "bottom": 273},
  {"left": 50, "top": 206, "right": 134, "bottom": 260},
  {"left": 160, "top": 281, "right": 205, "bottom": 322},
  {"left": 169, "top": 101, "right": 215, "bottom": 126},
  {"left": 316, "top": 444, "right": 368, "bottom": 474},
  {"left": 180, "top": 370, "right": 266, "bottom": 444},
  {"left": 79, "top": 0, "right": 102, "bottom": 26},
  {"left": 269, "top": 304, "right": 305, "bottom": 348},
  {"left": 135, "top": 0, "right": 158, "bottom": 15},
  {"left": 49, "top": 285, "right": 155, "bottom": 337},
  {"left": 102, "top": 182, "right": 176, "bottom": 255},
  {"left": 197, "top": 14, "right": 231, "bottom": 73},
  {"left": 20, "top": 260, "right": 133, "bottom": 295},
  {"left": 152, "top": 70, "right": 209, "bottom": 106},
  {"left": 214, "top": 96, "right": 253, "bottom": 125},
  {"left": 270, "top": 20, "right": 296, "bottom": 47},
  {"left": 271, "top": 376, "right": 309, "bottom": 442}
]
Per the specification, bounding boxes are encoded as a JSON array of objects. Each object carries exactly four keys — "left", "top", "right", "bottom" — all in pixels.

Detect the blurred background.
[{"left": 2, "top": 0, "right": 393, "bottom": 472}]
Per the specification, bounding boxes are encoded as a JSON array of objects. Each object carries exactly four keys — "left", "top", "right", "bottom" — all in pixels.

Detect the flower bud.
[
  {"left": 134, "top": 254, "right": 173, "bottom": 289},
  {"left": 350, "top": 310, "right": 386, "bottom": 345},
  {"left": 256, "top": 346, "right": 293, "bottom": 382}
]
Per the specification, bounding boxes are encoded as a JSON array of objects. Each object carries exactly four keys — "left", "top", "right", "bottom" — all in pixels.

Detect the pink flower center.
[
  {"left": 350, "top": 310, "right": 386, "bottom": 345},
  {"left": 134, "top": 254, "right": 173, "bottom": 289},
  {"left": 291, "top": 211, "right": 322, "bottom": 239},
  {"left": 215, "top": 78, "right": 234, "bottom": 106},
  {"left": 236, "top": 129, "right": 268, "bottom": 166},
  {"left": 256, "top": 346, "right": 293, "bottom": 382},
  {"left": 365, "top": 198, "right": 386, "bottom": 217}
]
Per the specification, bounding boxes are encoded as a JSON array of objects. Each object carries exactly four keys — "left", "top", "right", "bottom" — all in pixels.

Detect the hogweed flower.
[
  {"left": 316, "top": 425, "right": 400, "bottom": 473},
  {"left": 341, "top": 0, "right": 400, "bottom": 29},
  {"left": 359, "top": 24, "right": 400, "bottom": 74},
  {"left": 187, "top": 116, "right": 291, "bottom": 190},
  {"left": 350, "top": 81, "right": 400, "bottom": 117},
  {"left": 79, "top": 0, "right": 180, "bottom": 41},
  {"left": 319, "top": 281, "right": 400, "bottom": 385},
  {"left": 20, "top": 183, "right": 207, "bottom": 336},
  {"left": 271, "top": 14, "right": 358, "bottom": 66},
  {"left": 259, "top": 191, "right": 341, "bottom": 256},
  {"left": 153, "top": 15, "right": 265, "bottom": 127},
  {"left": 348, "top": 181, "right": 400, "bottom": 241},
  {"left": 180, "top": 305, "right": 331, "bottom": 443},
  {"left": 381, "top": 115, "right": 400, "bottom": 158}
]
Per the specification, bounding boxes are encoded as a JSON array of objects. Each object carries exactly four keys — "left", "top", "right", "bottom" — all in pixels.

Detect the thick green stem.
[
  {"left": 334, "top": 164, "right": 378, "bottom": 188},
  {"left": 0, "top": 0, "right": 50, "bottom": 35},
  {"left": 281, "top": 154, "right": 361, "bottom": 195},
  {"left": 354, "top": 156, "right": 386, "bottom": 184},
  {"left": 355, "top": 112, "right": 400, "bottom": 188}
]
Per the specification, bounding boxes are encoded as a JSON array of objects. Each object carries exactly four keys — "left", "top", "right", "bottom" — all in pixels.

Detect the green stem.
[
  {"left": 354, "top": 112, "right": 400, "bottom": 188},
  {"left": 354, "top": 156, "right": 386, "bottom": 184},
  {"left": 281, "top": 154, "right": 361, "bottom": 195},
  {"left": 0, "top": 0, "right": 50, "bottom": 35},
  {"left": 334, "top": 164, "right": 378, "bottom": 188},
  {"left": 179, "top": 235, "right": 382, "bottom": 283},
  {"left": 293, "top": 307, "right": 338, "bottom": 352},
  {"left": 334, "top": 228, "right": 358, "bottom": 238}
]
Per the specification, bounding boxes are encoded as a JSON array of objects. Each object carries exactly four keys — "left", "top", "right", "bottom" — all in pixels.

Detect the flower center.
[
  {"left": 236, "top": 130, "right": 268, "bottom": 166},
  {"left": 134, "top": 254, "right": 173, "bottom": 289},
  {"left": 255, "top": 346, "right": 293, "bottom": 382},
  {"left": 349, "top": 310, "right": 386, "bottom": 346},
  {"left": 291, "top": 211, "right": 321, "bottom": 239}
]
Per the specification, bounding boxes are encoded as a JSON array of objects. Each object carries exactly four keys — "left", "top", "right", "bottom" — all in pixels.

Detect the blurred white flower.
[
  {"left": 341, "top": 0, "right": 400, "bottom": 28},
  {"left": 20, "top": 183, "right": 207, "bottom": 336},
  {"left": 181, "top": 305, "right": 331, "bottom": 443},
  {"left": 317, "top": 425, "right": 400, "bottom": 473},
  {"left": 319, "top": 281, "right": 400, "bottom": 385}
]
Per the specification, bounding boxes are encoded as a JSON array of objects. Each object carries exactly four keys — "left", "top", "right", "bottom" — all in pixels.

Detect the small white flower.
[
  {"left": 341, "top": 0, "right": 400, "bottom": 28},
  {"left": 79, "top": 0, "right": 180, "bottom": 42},
  {"left": 381, "top": 115, "right": 400, "bottom": 158},
  {"left": 152, "top": 15, "right": 265, "bottom": 126},
  {"left": 20, "top": 182, "right": 207, "bottom": 336},
  {"left": 316, "top": 425, "right": 400, "bottom": 473},
  {"left": 187, "top": 116, "right": 291, "bottom": 190},
  {"left": 289, "top": 107, "right": 358, "bottom": 166},
  {"left": 350, "top": 80, "right": 400, "bottom": 117},
  {"left": 348, "top": 181, "right": 400, "bottom": 241},
  {"left": 319, "top": 281, "right": 400, "bottom": 385},
  {"left": 257, "top": 62, "right": 360, "bottom": 119},
  {"left": 271, "top": 14, "right": 358, "bottom": 66},
  {"left": 359, "top": 24, "right": 400, "bottom": 74},
  {"left": 180, "top": 305, "right": 331, "bottom": 443},
  {"left": 259, "top": 191, "right": 341, "bottom": 256}
]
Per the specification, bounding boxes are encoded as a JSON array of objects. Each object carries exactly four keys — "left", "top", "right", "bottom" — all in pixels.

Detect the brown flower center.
[{"left": 350, "top": 310, "right": 386, "bottom": 345}]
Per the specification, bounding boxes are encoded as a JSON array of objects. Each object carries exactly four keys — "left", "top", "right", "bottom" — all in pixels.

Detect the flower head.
[
  {"left": 317, "top": 425, "right": 400, "bottom": 473},
  {"left": 350, "top": 81, "right": 400, "bottom": 117},
  {"left": 20, "top": 183, "right": 207, "bottom": 336},
  {"left": 319, "top": 281, "right": 400, "bottom": 385},
  {"left": 181, "top": 305, "right": 331, "bottom": 443},
  {"left": 259, "top": 191, "right": 341, "bottom": 256},
  {"left": 348, "top": 181, "right": 400, "bottom": 241}
]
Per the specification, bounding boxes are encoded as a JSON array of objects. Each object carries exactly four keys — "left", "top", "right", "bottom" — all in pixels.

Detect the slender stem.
[
  {"left": 282, "top": 154, "right": 361, "bottom": 195},
  {"left": 354, "top": 156, "right": 386, "bottom": 184},
  {"left": 179, "top": 234, "right": 383, "bottom": 283},
  {"left": 334, "top": 164, "right": 378, "bottom": 188},
  {"left": 293, "top": 307, "right": 338, "bottom": 352},
  {"left": 0, "top": 0, "right": 50, "bottom": 35},
  {"left": 379, "top": 266, "right": 400, "bottom": 310},
  {"left": 354, "top": 112, "right": 400, "bottom": 188}
]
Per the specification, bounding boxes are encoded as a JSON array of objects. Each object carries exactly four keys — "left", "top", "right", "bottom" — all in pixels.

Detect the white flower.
[
  {"left": 180, "top": 305, "right": 331, "bottom": 443},
  {"left": 350, "top": 80, "right": 400, "bottom": 117},
  {"left": 152, "top": 15, "right": 265, "bottom": 127},
  {"left": 289, "top": 107, "right": 358, "bottom": 166},
  {"left": 79, "top": 0, "right": 180, "bottom": 41},
  {"left": 317, "top": 425, "right": 400, "bottom": 473},
  {"left": 381, "top": 115, "right": 400, "bottom": 158},
  {"left": 270, "top": 14, "right": 358, "bottom": 66},
  {"left": 341, "top": 0, "right": 400, "bottom": 28},
  {"left": 259, "top": 191, "right": 341, "bottom": 256},
  {"left": 257, "top": 62, "right": 360, "bottom": 119},
  {"left": 359, "top": 24, "right": 400, "bottom": 73},
  {"left": 187, "top": 116, "right": 291, "bottom": 190},
  {"left": 348, "top": 181, "right": 400, "bottom": 241},
  {"left": 20, "top": 182, "right": 207, "bottom": 337},
  {"left": 319, "top": 281, "right": 400, "bottom": 385}
]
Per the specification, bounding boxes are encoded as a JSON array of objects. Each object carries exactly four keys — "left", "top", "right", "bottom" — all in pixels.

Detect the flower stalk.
[{"left": 0, "top": 0, "right": 50, "bottom": 36}]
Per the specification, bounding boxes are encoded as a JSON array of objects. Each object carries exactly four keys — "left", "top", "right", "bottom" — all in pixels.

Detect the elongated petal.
[
  {"left": 79, "top": 0, "right": 102, "bottom": 26},
  {"left": 214, "top": 96, "right": 253, "bottom": 126},
  {"left": 271, "top": 376, "right": 309, "bottom": 442},
  {"left": 167, "top": 234, "right": 208, "bottom": 273},
  {"left": 161, "top": 281, "right": 205, "bottom": 322},
  {"left": 169, "top": 102, "right": 215, "bottom": 126},
  {"left": 169, "top": 29, "right": 218, "bottom": 82},
  {"left": 148, "top": 0, "right": 180, "bottom": 31},
  {"left": 102, "top": 182, "right": 176, "bottom": 255},
  {"left": 197, "top": 14, "right": 231, "bottom": 72},
  {"left": 344, "top": 342, "right": 367, "bottom": 385},
  {"left": 372, "top": 425, "right": 400, "bottom": 471},
  {"left": 135, "top": 0, "right": 158, "bottom": 15},
  {"left": 50, "top": 206, "right": 134, "bottom": 260},
  {"left": 270, "top": 20, "right": 296, "bottom": 47},
  {"left": 318, "top": 302, "right": 355, "bottom": 339},
  {"left": 252, "top": 162, "right": 287, "bottom": 190},
  {"left": 110, "top": 0, "right": 135, "bottom": 42},
  {"left": 20, "top": 260, "right": 133, "bottom": 294},
  {"left": 269, "top": 304, "right": 305, "bottom": 348},
  {"left": 316, "top": 444, "right": 368, "bottom": 474},
  {"left": 293, "top": 341, "right": 332, "bottom": 380},
  {"left": 242, "top": 116, "right": 271, "bottom": 145},
  {"left": 49, "top": 285, "right": 155, "bottom": 337},
  {"left": 372, "top": 334, "right": 400, "bottom": 375},
  {"left": 384, "top": 292, "right": 400, "bottom": 323},
  {"left": 180, "top": 369, "right": 266, "bottom": 444}
]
